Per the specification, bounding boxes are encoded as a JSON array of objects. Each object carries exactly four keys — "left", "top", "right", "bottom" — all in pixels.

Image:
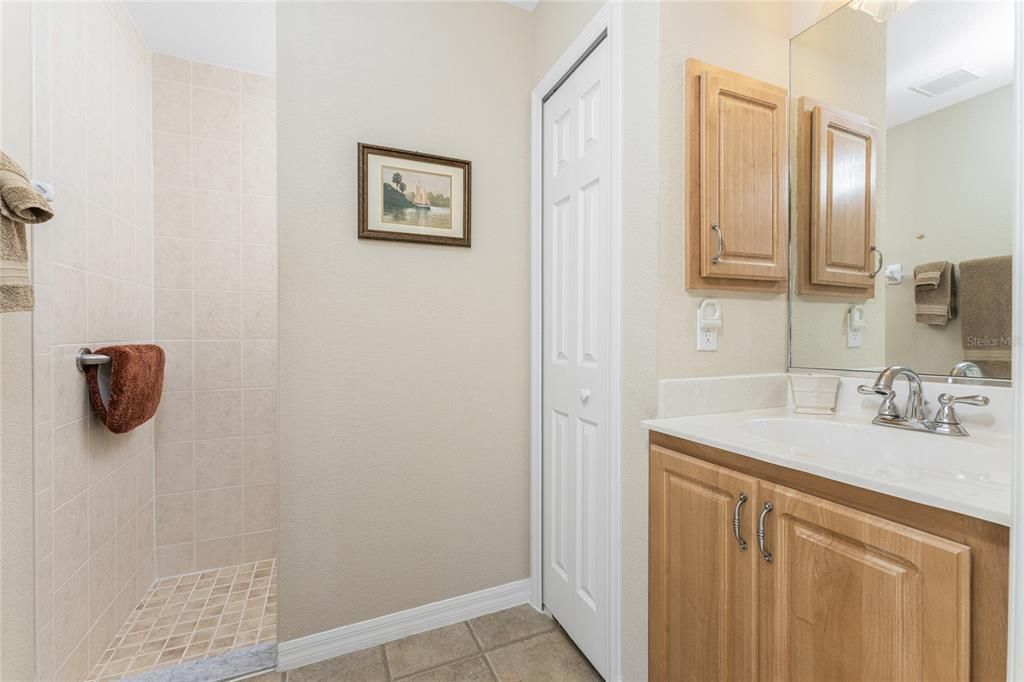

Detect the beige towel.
[
  {"left": 0, "top": 151, "right": 54, "bottom": 313},
  {"left": 914, "top": 260, "right": 956, "bottom": 326},
  {"left": 960, "top": 255, "right": 1012, "bottom": 378}
]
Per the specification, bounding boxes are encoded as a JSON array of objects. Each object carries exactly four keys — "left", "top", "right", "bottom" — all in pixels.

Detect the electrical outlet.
[
  {"left": 697, "top": 326, "right": 718, "bottom": 351},
  {"left": 847, "top": 327, "right": 862, "bottom": 348}
]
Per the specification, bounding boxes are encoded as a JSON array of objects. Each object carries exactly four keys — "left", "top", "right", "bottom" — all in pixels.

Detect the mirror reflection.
[{"left": 789, "top": 0, "right": 1014, "bottom": 380}]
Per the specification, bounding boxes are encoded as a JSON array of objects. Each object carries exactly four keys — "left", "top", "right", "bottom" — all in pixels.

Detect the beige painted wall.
[
  {"left": 150, "top": 55, "right": 279, "bottom": 578},
  {"left": 277, "top": 1, "right": 533, "bottom": 641},
  {"left": 885, "top": 85, "right": 1014, "bottom": 375},
  {"left": 529, "top": 0, "right": 603, "bottom": 83},
  {"left": 30, "top": 3, "right": 157, "bottom": 679},
  {"left": 789, "top": 6, "right": 888, "bottom": 371},
  {"left": 657, "top": 2, "right": 792, "bottom": 380},
  {"left": 1, "top": 3, "right": 38, "bottom": 679}
]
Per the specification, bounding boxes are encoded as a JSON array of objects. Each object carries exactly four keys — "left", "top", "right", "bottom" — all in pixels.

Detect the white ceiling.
[
  {"left": 886, "top": 0, "right": 1014, "bottom": 128},
  {"left": 125, "top": 2, "right": 276, "bottom": 76}
]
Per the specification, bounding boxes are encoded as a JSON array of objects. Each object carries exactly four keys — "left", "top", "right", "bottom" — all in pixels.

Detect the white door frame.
[
  {"left": 1008, "top": 2, "right": 1024, "bottom": 680},
  {"left": 529, "top": 3, "right": 623, "bottom": 680}
]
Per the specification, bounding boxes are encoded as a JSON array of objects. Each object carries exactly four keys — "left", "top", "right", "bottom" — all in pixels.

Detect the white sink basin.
[{"left": 739, "top": 417, "right": 1008, "bottom": 488}]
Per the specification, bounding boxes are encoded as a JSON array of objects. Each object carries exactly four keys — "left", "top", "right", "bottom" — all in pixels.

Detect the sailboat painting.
[
  {"left": 381, "top": 165, "right": 453, "bottom": 230},
  {"left": 359, "top": 143, "right": 472, "bottom": 247}
]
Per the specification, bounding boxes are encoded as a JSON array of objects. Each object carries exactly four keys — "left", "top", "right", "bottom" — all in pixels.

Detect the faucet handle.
[
  {"left": 933, "top": 393, "right": 990, "bottom": 435},
  {"left": 858, "top": 384, "right": 901, "bottom": 418}
]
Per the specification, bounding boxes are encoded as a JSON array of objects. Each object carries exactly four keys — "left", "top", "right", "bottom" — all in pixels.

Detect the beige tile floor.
[
  {"left": 246, "top": 604, "right": 600, "bottom": 682},
  {"left": 86, "top": 559, "right": 277, "bottom": 681}
]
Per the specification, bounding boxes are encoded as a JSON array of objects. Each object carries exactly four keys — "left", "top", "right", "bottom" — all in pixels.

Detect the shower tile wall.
[
  {"left": 151, "top": 55, "right": 278, "bottom": 578},
  {"left": 30, "top": 2, "right": 156, "bottom": 680}
]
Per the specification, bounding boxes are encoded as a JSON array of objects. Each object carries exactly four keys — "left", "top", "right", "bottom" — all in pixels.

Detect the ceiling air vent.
[{"left": 908, "top": 66, "right": 984, "bottom": 98}]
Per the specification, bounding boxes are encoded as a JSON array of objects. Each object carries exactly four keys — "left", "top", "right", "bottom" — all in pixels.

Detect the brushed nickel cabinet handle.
[
  {"left": 869, "top": 245, "right": 883, "bottom": 278},
  {"left": 757, "top": 502, "right": 774, "bottom": 563},
  {"left": 710, "top": 223, "right": 724, "bottom": 265},
  {"left": 732, "top": 493, "right": 749, "bottom": 550}
]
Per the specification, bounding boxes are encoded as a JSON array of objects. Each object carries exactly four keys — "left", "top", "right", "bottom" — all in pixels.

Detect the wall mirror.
[{"left": 789, "top": 0, "right": 1015, "bottom": 382}]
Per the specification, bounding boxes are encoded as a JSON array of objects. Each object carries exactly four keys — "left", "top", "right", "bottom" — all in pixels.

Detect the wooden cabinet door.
[
  {"left": 810, "top": 105, "right": 878, "bottom": 288},
  {"left": 649, "top": 446, "right": 760, "bottom": 682},
  {"left": 699, "top": 66, "right": 788, "bottom": 282},
  {"left": 758, "top": 481, "right": 971, "bottom": 682}
]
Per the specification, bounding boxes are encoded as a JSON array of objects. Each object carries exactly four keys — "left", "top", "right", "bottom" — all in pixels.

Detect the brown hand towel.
[
  {"left": 0, "top": 151, "right": 54, "bottom": 313},
  {"left": 85, "top": 345, "right": 166, "bottom": 434},
  {"left": 959, "top": 256, "right": 1012, "bottom": 378},
  {"left": 914, "top": 260, "right": 956, "bottom": 326}
]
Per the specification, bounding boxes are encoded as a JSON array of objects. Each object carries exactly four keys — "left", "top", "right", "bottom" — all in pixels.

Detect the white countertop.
[{"left": 644, "top": 405, "right": 1012, "bottom": 526}]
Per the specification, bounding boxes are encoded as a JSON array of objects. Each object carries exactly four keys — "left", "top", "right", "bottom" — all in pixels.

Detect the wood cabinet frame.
[
  {"left": 685, "top": 59, "right": 789, "bottom": 293},
  {"left": 795, "top": 97, "right": 878, "bottom": 298},
  {"left": 650, "top": 430, "right": 1008, "bottom": 681}
]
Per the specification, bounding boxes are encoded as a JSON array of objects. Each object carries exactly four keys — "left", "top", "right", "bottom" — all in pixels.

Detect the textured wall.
[
  {"left": 277, "top": 1, "right": 532, "bottom": 642},
  {"left": 150, "top": 54, "right": 279, "bottom": 578},
  {"left": 30, "top": 3, "right": 156, "bottom": 679}
]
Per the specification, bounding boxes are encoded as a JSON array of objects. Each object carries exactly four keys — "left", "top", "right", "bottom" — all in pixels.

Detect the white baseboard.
[{"left": 276, "top": 579, "right": 532, "bottom": 671}]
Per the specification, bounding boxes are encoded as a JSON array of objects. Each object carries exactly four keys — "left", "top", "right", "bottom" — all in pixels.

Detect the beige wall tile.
[
  {"left": 54, "top": 491, "right": 90, "bottom": 588},
  {"left": 155, "top": 237, "right": 194, "bottom": 289},
  {"left": 195, "top": 437, "right": 242, "bottom": 489},
  {"left": 195, "top": 292, "right": 241, "bottom": 340},
  {"left": 242, "top": 388, "right": 276, "bottom": 437},
  {"left": 155, "top": 185, "right": 193, "bottom": 238},
  {"left": 155, "top": 442, "right": 195, "bottom": 495},
  {"left": 52, "top": 346, "right": 90, "bottom": 426},
  {"left": 33, "top": 354, "right": 52, "bottom": 424},
  {"left": 153, "top": 79, "right": 191, "bottom": 135},
  {"left": 241, "top": 531, "right": 276, "bottom": 562},
  {"left": 195, "top": 389, "right": 242, "bottom": 439},
  {"left": 193, "top": 138, "right": 240, "bottom": 192},
  {"left": 195, "top": 340, "right": 242, "bottom": 390},
  {"left": 86, "top": 274, "right": 117, "bottom": 343},
  {"left": 194, "top": 240, "right": 241, "bottom": 291},
  {"left": 240, "top": 194, "right": 276, "bottom": 244},
  {"left": 36, "top": 555, "right": 54, "bottom": 628},
  {"left": 53, "top": 565, "right": 91, "bottom": 673},
  {"left": 88, "top": 472, "right": 118, "bottom": 553},
  {"left": 242, "top": 483, "right": 276, "bottom": 532},
  {"left": 87, "top": 204, "right": 116, "bottom": 277},
  {"left": 195, "top": 536, "right": 242, "bottom": 571},
  {"left": 35, "top": 422, "right": 53, "bottom": 492},
  {"left": 87, "top": 135, "right": 115, "bottom": 210},
  {"left": 155, "top": 289, "right": 193, "bottom": 340},
  {"left": 52, "top": 106, "right": 87, "bottom": 194},
  {"left": 153, "top": 54, "right": 190, "bottom": 84},
  {"left": 115, "top": 515, "right": 139, "bottom": 587},
  {"left": 194, "top": 189, "right": 240, "bottom": 241},
  {"left": 241, "top": 72, "right": 275, "bottom": 99},
  {"left": 242, "top": 293, "right": 276, "bottom": 339},
  {"left": 154, "top": 132, "right": 192, "bottom": 187},
  {"left": 243, "top": 435, "right": 276, "bottom": 484},
  {"left": 192, "top": 86, "right": 240, "bottom": 142},
  {"left": 241, "top": 145, "right": 275, "bottom": 196},
  {"left": 241, "top": 243, "right": 276, "bottom": 292},
  {"left": 155, "top": 391, "right": 195, "bottom": 445},
  {"left": 36, "top": 489, "right": 53, "bottom": 564},
  {"left": 52, "top": 265, "right": 87, "bottom": 345},
  {"left": 89, "top": 539, "right": 118, "bottom": 623},
  {"left": 155, "top": 492, "right": 194, "bottom": 545},
  {"left": 50, "top": 187, "right": 88, "bottom": 270},
  {"left": 161, "top": 340, "right": 194, "bottom": 392},
  {"left": 192, "top": 62, "right": 240, "bottom": 92},
  {"left": 241, "top": 96, "right": 275, "bottom": 150},
  {"left": 155, "top": 542, "right": 195, "bottom": 577},
  {"left": 52, "top": 418, "right": 89, "bottom": 507},
  {"left": 195, "top": 487, "right": 242, "bottom": 540},
  {"left": 115, "top": 460, "right": 139, "bottom": 529},
  {"left": 242, "top": 340, "right": 276, "bottom": 388}
]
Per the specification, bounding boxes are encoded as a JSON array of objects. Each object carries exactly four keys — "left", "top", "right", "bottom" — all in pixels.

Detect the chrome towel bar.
[{"left": 76, "top": 347, "right": 112, "bottom": 372}]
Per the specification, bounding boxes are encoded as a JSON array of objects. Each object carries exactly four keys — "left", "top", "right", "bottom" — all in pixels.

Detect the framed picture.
[{"left": 358, "top": 143, "right": 472, "bottom": 247}]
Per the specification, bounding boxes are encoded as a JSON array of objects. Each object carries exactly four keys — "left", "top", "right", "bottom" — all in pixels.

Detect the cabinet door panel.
[
  {"left": 649, "top": 446, "right": 759, "bottom": 681},
  {"left": 700, "top": 69, "right": 788, "bottom": 282},
  {"left": 811, "top": 106, "right": 877, "bottom": 288},
  {"left": 759, "top": 481, "right": 970, "bottom": 682}
]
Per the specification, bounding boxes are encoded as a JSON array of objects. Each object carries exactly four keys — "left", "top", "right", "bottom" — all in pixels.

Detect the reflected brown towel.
[
  {"left": 960, "top": 256, "right": 1012, "bottom": 378},
  {"left": 914, "top": 261, "right": 956, "bottom": 326},
  {"left": 0, "top": 151, "right": 54, "bottom": 313},
  {"left": 85, "top": 345, "right": 165, "bottom": 434}
]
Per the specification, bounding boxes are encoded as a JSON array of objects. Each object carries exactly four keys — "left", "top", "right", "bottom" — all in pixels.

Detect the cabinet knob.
[{"left": 579, "top": 388, "right": 590, "bottom": 403}]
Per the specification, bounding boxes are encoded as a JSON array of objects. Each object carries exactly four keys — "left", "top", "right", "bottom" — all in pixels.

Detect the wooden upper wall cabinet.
[
  {"left": 797, "top": 98, "right": 879, "bottom": 297},
  {"left": 686, "top": 59, "right": 789, "bottom": 293}
]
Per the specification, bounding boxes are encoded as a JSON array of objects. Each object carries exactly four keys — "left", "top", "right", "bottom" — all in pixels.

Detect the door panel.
[
  {"left": 758, "top": 481, "right": 970, "bottom": 682},
  {"left": 649, "top": 446, "right": 760, "bottom": 682},
  {"left": 700, "top": 69, "right": 788, "bottom": 281},
  {"left": 811, "top": 106, "right": 877, "bottom": 288},
  {"left": 542, "top": 36, "right": 611, "bottom": 679}
]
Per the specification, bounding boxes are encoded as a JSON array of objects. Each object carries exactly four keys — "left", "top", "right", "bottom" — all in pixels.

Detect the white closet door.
[{"left": 541, "top": 36, "right": 611, "bottom": 679}]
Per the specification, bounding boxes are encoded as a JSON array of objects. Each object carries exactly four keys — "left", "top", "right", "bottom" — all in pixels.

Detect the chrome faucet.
[{"left": 858, "top": 365, "right": 989, "bottom": 437}]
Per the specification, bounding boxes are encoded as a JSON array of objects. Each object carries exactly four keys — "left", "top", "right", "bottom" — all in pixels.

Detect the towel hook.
[{"left": 76, "top": 347, "right": 111, "bottom": 372}]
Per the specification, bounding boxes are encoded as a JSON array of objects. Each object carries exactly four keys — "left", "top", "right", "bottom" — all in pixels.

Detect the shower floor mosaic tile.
[{"left": 86, "top": 560, "right": 277, "bottom": 681}]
